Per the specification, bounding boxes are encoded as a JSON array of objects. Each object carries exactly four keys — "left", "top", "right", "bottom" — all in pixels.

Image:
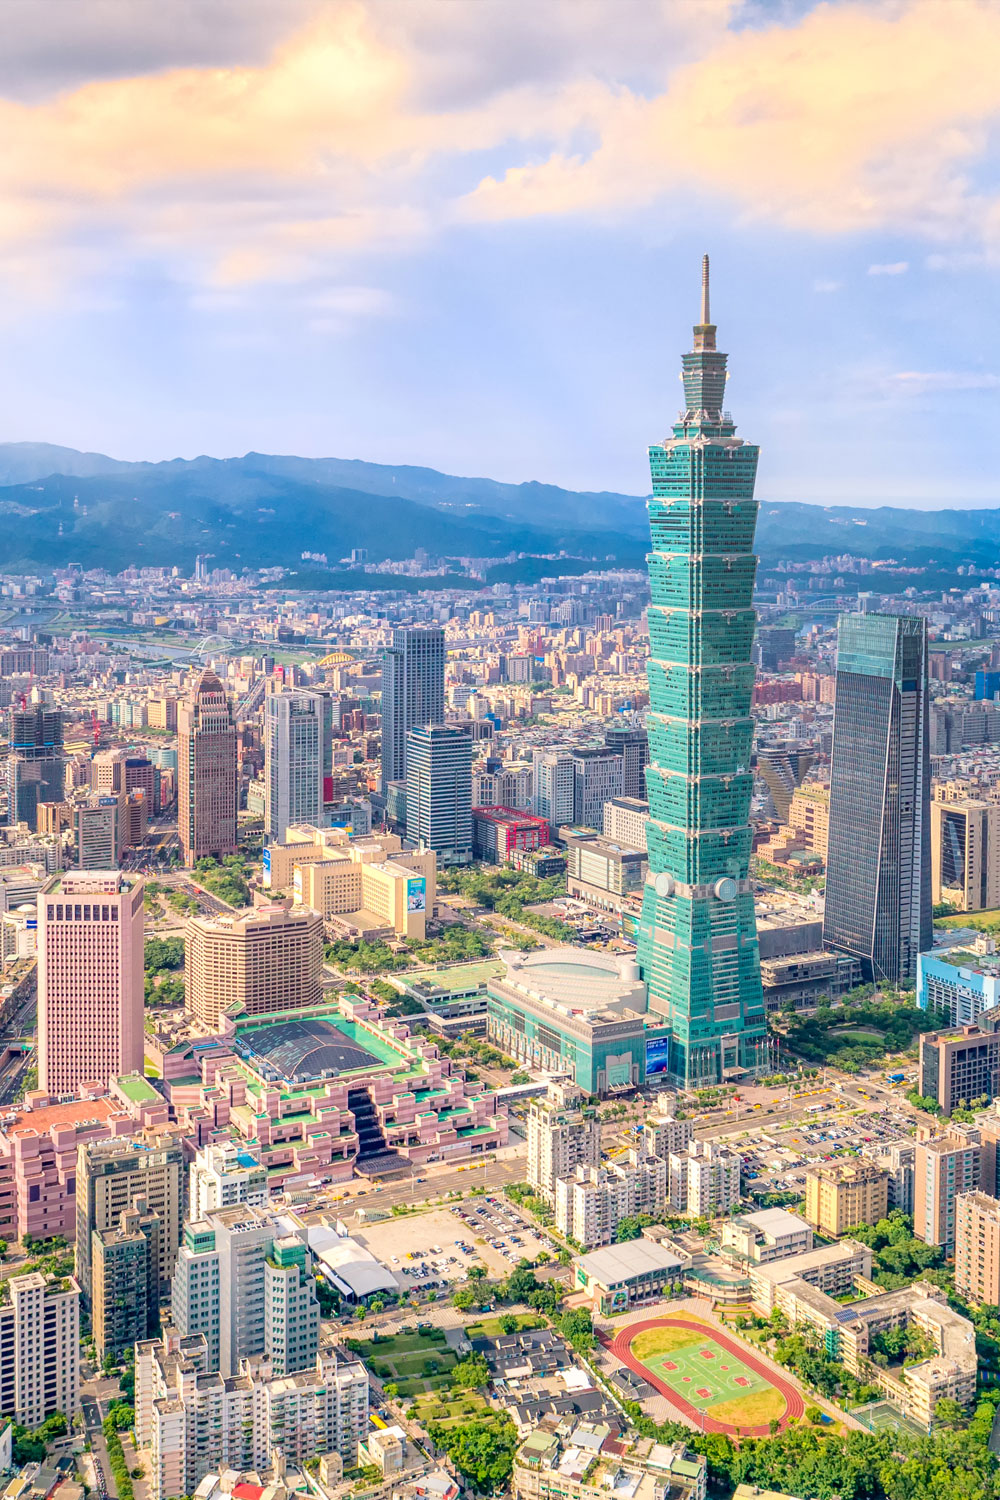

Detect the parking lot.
[{"left": 351, "top": 1197, "right": 552, "bottom": 1293}]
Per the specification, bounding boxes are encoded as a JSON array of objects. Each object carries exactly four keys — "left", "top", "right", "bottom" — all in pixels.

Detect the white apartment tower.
[
  {"left": 189, "top": 1141, "right": 268, "bottom": 1220},
  {"left": 0, "top": 1273, "right": 81, "bottom": 1427},
  {"left": 38, "top": 871, "right": 144, "bottom": 1093},
  {"left": 527, "top": 1080, "right": 601, "bottom": 1201}
]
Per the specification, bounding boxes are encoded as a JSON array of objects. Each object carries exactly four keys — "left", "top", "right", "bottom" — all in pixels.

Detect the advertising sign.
[
  {"left": 262, "top": 847, "right": 272, "bottom": 888},
  {"left": 406, "top": 876, "right": 427, "bottom": 914},
  {"left": 645, "top": 1035, "right": 672, "bottom": 1076}
]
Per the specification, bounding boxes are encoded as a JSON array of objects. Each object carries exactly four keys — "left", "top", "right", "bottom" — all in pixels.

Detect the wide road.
[{"left": 299, "top": 1154, "right": 526, "bottom": 1223}]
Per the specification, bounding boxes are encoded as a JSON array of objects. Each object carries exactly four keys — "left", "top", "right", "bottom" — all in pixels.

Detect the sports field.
[{"left": 605, "top": 1316, "right": 803, "bottom": 1436}]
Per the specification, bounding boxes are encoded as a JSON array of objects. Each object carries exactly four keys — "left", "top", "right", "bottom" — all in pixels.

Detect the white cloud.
[
  {"left": 813, "top": 278, "right": 842, "bottom": 293},
  {"left": 868, "top": 261, "right": 909, "bottom": 275},
  {"left": 888, "top": 370, "right": 1000, "bottom": 393}
]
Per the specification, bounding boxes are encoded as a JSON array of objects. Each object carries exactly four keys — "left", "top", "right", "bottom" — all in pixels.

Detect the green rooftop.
[{"left": 115, "top": 1073, "right": 161, "bottom": 1104}]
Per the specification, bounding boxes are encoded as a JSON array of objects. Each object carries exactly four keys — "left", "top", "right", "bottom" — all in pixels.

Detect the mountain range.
[{"left": 0, "top": 441, "right": 995, "bottom": 577}]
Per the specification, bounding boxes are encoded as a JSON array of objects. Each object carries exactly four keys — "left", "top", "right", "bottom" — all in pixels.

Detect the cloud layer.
[{"left": 2, "top": 0, "right": 1000, "bottom": 301}]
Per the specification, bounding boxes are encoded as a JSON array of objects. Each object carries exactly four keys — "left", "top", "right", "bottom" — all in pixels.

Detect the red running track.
[{"left": 601, "top": 1315, "right": 804, "bottom": 1437}]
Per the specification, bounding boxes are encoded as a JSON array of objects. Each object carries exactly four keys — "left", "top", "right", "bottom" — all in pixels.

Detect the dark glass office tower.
[
  {"left": 636, "top": 258, "right": 768, "bottom": 1089},
  {"left": 380, "top": 627, "right": 446, "bottom": 792},
  {"left": 8, "top": 706, "right": 64, "bottom": 829},
  {"left": 824, "top": 612, "right": 931, "bottom": 985}
]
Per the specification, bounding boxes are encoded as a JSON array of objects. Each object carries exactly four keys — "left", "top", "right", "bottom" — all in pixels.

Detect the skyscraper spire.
[
  {"left": 701, "top": 253, "right": 710, "bottom": 326},
  {"left": 692, "top": 252, "right": 717, "bottom": 357}
]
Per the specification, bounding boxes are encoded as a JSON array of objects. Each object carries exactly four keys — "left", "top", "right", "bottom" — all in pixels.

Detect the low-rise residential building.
[{"left": 513, "top": 1423, "right": 706, "bottom": 1500}]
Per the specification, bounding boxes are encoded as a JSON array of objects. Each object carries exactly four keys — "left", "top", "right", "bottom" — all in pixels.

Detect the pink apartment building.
[
  {"left": 38, "top": 872, "right": 145, "bottom": 1094},
  {"left": 0, "top": 1078, "right": 169, "bottom": 1243}
]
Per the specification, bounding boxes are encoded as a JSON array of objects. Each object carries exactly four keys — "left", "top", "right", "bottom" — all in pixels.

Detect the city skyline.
[{"left": 0, "top": 2, "right": 998, "bottom": 505}]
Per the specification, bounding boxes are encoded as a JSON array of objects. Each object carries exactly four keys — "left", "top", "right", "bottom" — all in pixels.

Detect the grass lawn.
[
  {"left": 466, "top": 1314, "right": 546, "bottom": 1338},
  {"left": 411, "top": 1390, "right": 493, "bottom": 1427},
  {"left": 390, "top": 1350, "right": 458, "bottom": 1378},
  {"left": 710, "top": 1387, "right": 787, "bottom": 1426},
  {"left": 937, "top": 909, "right": 1000, "bottom": 930},
  {"left": 632, "top": 1325, "right": 708, "bottom": 1360}
]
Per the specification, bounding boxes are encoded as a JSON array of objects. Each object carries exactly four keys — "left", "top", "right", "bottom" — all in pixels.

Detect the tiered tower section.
[{"left": 636, "top": 258, "right": 768, "bottom": 1089}]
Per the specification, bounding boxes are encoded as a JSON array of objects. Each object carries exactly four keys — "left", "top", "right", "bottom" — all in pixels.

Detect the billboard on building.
[
  {"left": 406, "top": 876, "right": 427, "bottom": 913},
  {"left": 645, "top": 1035, "right": 672, "bottom": 1076},
  {"left": 262, "top": 847, "right": 272, "bottom": 888}
]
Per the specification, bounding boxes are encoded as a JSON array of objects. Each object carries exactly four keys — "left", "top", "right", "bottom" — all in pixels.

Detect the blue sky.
[{"left": 0, "top": 0, "right": 998, "bottom": 506}]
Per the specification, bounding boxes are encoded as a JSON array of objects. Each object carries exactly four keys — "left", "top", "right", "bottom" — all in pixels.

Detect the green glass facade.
[{"left": 636, "top": 259, "right": 768, "bottom": 1088}]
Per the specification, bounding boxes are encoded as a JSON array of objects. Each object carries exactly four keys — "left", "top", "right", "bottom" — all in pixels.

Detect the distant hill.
[{"left": 0, "top": 442, "right": 994, "bottom": 573}]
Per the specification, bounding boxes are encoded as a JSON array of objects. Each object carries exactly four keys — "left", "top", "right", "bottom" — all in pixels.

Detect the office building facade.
[
  {"left": 380, "top": 627, "right": 446, "bottom": 792},
  {"left": 8, "top": 708, "right": 64, "bottom": 831},
  {"left": 604, "top": 725, "right": 649, "bottom": 801},
  {"left": 185, "top": 904, "right": 323, "bottom": 1029},
  {"left": 931, "top": 791, "right": 1000, "bottom": 913},
  {"left": 405, "top": 724, "right": 473, "bottom": 866},
  {"left": 265, "top": 690, "right": 325, "bottom": 844},
  {"left": 177, "top": 670, "right": 237, "bottom": 865},
  {"left": 919, "top": 1024, "right": 1000, "bottom": 1114},
  {"left": 533, "top": 751, "right": 576, "bottom": 832},
  {"left": 571, "top": 747, "right": 623, "bottom": 829},
  {"left": 824, "top": 613, "right": 931, "bottom": 984},
  {"left": 91, "top": 1199, "right": 161, "bottom": 1359},
  {"left": 636, "top": 259, "right": 768, "bottom": 1088},
  {"left": 38, "top": 872, "right": 144, "bottom": 1094}
]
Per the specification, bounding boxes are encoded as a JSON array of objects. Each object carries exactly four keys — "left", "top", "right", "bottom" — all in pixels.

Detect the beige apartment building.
[
  {"left": 955, "top": 1190, "right": 1000, "bottom": 1303},
  {"left": 37, "top": 871, "right": 144, "bottom": 1094},
  {"left": 914, "top": 1128, "right": 981, "bottom": 1252},
  {"left": 76, "top": 1130, "right": 185, "bottom": 1305},
  {"left": 185, "top": 903, "right": 323, "bottom": 1029},
  {"left": 804, "top": 1159, "right": 889, "bottom": 1237}
]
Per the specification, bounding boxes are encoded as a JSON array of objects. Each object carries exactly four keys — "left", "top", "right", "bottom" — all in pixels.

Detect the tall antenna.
[{"left": 701, "top": 254, "right": 710, "bottom": 325}]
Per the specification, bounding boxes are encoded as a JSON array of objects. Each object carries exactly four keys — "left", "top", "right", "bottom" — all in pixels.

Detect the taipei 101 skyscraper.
[{"left": 636, "top": 258, "right": 769, "bottom": 1089}]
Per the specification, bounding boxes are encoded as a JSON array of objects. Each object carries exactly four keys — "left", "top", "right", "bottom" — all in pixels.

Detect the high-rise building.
[
  {"left": 533, "top": 751, "right": 576, "bottom": 832},
  {"left": 803, "top": 1159, "right": 889, "bottom": 1237},
  {"left": 604, "top": 725, "right": 648, "bottom": 801},
  {"left": 571, "top": 746, "right": 623, "bottom": 828},
  {"left": 265, "top": 690, "right": 325, "bottom": 843},
  {"left": 636, "top": 259, "right": 768, "bottom": 1088},
  {"left": 8, "top": 707, "right": 64, "bottom": 831},
  {"left": 380, "top": 627, "right": 446, "bottom": 793},
  {"left": 0, "top": 1272, "right": 80, "bottom": 1427},
  {"left": 91, "top": 1198, "right": 161, "bottom": 1360},
  {"left": 404, "top": 724, "right": 473, "bottom": 866},
  {"left": 184, "top": 904, "right": 323, "bottom": 1030},
  {"left": 38, "top": 872, "right": 144, "bottom": 1094},
  {"left": 955, "top": 1190, "right": 1000, "bottom": 1304},
  {"left": 914, "top": 1128, "right": 981, "bottom": 1251},
  {"left": 677, "top": 1139, "right": 741, "bottom": 1218},
  {"left": 170, "top": 1206, "right": 319, "bottom": 1376},
  {"left": 824, "top": 613, "right": 931, "bottom": 984},
  {"left": 526, "top": 1081, "right": 601, "bottom": 1202},
  {"left": 72, "top": 795, "right": 122, "bottom": 868},
  {"left": 76, "top": 1131, "right": 185, "bottom": 1306},
  {"left": 918, "top": 1023, "right": 1000, "bottom": 1114},
  {"left": 189, "top": 1141, "right": 268, "bottom": 1219},
  {"left": 177, "top": 670, "right": 237, "bottom": 865},
  {"left": 931, "top": 790, "right": 1000, "bottom": 913},
  {"left": 136, "top": 1333, "right": 367, "bottom": 1500},
  {"left": 642, "top": 1113, "right": 693, "bottom": 1160}
]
